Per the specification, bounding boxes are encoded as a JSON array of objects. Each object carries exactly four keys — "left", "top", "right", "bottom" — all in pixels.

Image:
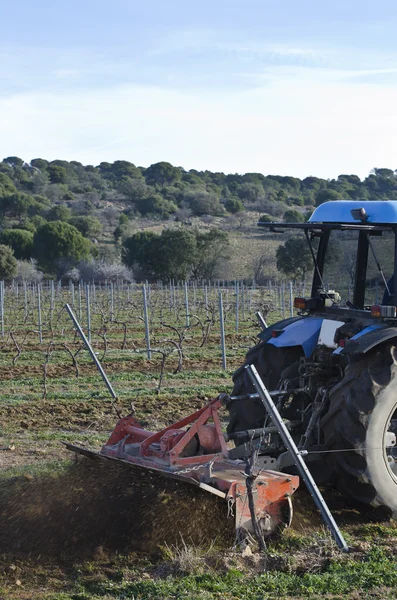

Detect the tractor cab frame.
[{"left": 259, "top": 200, "right": 397, "bottom": 313}]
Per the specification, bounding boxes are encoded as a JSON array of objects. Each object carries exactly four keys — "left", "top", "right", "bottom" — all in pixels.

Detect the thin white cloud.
[
  {"left": 150, "top": 30, "right": 323, "bottom": 64},
  {"left": 246, "top": 64, "right": 397, "bottom": 87},
  {"left": 1, "top": 69, "right": 396, "bottom": 178},
  {"left": 214, "top": 42, "right": 322, "bottom": 61}
]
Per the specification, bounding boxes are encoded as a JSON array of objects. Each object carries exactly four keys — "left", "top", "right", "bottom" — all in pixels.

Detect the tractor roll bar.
[{"left": 258, "top": 221, "right": 394, "bottom": 232}]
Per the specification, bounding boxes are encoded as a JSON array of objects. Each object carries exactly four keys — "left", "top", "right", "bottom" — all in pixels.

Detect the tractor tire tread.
[{"left": 324, "top": 348, "right": 397, "bottom": 515}]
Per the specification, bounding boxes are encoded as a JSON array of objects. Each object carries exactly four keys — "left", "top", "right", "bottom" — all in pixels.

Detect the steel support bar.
[
  {"left": 255, "top": 311, "right": 268, "bottom": 330},
  {"left": 219, "top": 291, "right": 227, "bottom": 370},
  {"left": 65, "top": 303, "right": 118, "bottom": 401},
  {"left": 184, "top": 282, "right": 190, "bottom": 327},
  {"left": 246, "top": 364, "right": 349, "bottom": 552},
  {"left": 224, "top": 421, "right": 298, "bottom": 441},
  {"left": 142, "top": 285, "right": 151, "bottom": 360},
  {"left": 230, "top": 388, "right": 306, "bottom": 401}
]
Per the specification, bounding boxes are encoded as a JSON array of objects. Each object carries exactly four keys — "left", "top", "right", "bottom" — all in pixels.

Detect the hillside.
[{"left": 0, "top": 156, "right": 397, "bottom": 281}]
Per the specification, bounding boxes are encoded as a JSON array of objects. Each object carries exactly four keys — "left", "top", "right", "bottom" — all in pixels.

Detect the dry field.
[{"left": 0, "top": 283, "right": 396, "bottom": 599}]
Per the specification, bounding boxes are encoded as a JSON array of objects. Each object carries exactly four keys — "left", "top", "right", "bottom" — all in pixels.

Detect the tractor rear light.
[
  {"left": 339, "top": 339, "right": 346, "bottom": 347},
  {"left": 271, "top": 330, "right": 283, "bottom": 338},
  {"left": 294, "top": 297, "right": 307, "bottom": 310},
  {"left": 371, "top": 305, "right": 397, "bottom": 318}
]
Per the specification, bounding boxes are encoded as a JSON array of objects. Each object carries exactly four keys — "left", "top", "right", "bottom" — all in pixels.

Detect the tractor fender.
[
  {"left": 257, "top": 316, "right": 303, "bottom": 342},
  {"left": 266, "top": 317, "right": 324, "bottom": 358},
  {"left": 340, "top": 325, "right": 397, "bottom": 355}
]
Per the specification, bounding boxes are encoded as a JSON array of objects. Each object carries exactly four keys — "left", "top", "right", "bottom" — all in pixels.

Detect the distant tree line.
[
  {"left": 0, "top": 154, "right": 396, "bottom": 279},
  {"left": 2, "top": 156, "right": 397, "bottom": 224}
]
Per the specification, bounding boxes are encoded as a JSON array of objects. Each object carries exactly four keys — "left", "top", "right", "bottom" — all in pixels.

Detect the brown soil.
[
  {"left": 0, "top": 456, "right": 234, "bottom": 561},
  {"left": 0, "top": 399, "right": 116, "bottom": 430},
  {"left": 0, "top": 394, "right": 209, "bottom": 434},
  {"left": 0, "top": 352, "right": 243, "bottom": 383},
  {"left": 290, "top": 486, "right": 368, "bottom": 532}
]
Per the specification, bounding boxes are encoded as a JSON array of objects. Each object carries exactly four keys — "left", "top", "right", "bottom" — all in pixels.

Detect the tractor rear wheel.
[{"left": 323, "top": 345, "right": 397, "bottom": 517}]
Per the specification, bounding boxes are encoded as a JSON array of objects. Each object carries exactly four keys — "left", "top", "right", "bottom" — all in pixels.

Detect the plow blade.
[{"left": 66, "top": 396, "right": 298, "bottom": 542}]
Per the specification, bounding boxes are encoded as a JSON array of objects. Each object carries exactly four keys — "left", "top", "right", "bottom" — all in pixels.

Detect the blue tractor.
[{"left": 228, "top": 201, "right": 397, "bottom": 517}]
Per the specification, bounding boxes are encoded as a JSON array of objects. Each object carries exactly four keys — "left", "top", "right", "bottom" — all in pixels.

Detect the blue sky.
[{"left": 1, "top": 0, "right": 397, "bottom": 178}]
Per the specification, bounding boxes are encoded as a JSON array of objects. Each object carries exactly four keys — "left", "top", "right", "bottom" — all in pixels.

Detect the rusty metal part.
[{"left": 65, "top": 396, "right": 299, "bottom": 541}]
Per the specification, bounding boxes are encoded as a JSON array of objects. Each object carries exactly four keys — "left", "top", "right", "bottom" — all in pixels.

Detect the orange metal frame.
[
  {"left": 96, "top": 396, "right": 299, "bottom": 539},
  {"left": 105, "top": 397, "right": 229, "bottom": 466}
]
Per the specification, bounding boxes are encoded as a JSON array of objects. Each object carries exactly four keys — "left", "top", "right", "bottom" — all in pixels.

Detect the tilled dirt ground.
[
  {"left": 1, "top": 319, "right": 397, "bottom": 598},
  {"left": 2, "top": 456, "right": 396, "bottom": 600},
  {"left": 0, "top": 457, "right": 235, "bottom": 558}
]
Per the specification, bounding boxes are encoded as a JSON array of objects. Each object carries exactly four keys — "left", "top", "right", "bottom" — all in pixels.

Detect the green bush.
[
  {"left": 0, "top": 244, "right": 17, "bottom": 278},
  {"left": 33, "top": 221, "right": 94, "bottom": 272},
  {"left": 0, "top": 229, "right": 34, "bottom": 260}
]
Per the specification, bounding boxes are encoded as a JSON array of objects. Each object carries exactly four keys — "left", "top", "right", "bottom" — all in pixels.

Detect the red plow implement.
[{"left": 67, "top": 395, "right": 298, "bottom": 542}]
